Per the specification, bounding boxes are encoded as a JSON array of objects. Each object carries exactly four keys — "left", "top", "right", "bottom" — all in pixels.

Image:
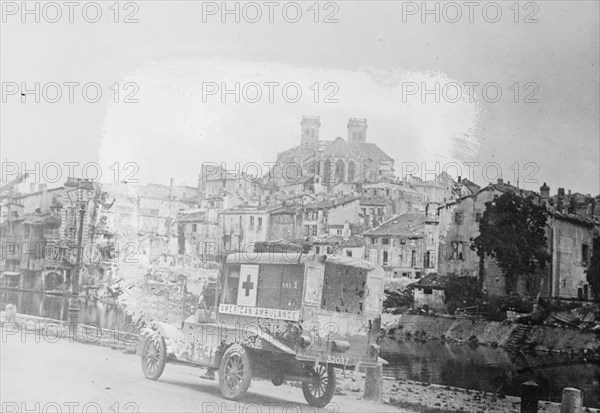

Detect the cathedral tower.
[
  {"left": 347, "top": 118, "right": 367, "bottom": 143},
  {"left": 301, "top": 115, "right": 320, "bottom": 147}
]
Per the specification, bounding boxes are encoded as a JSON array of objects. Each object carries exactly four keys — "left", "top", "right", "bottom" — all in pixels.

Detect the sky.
[{"left": 1, "top": 1, "right": 599, "bottom": 195}]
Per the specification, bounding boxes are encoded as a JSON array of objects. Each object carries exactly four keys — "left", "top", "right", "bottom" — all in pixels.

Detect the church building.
[{"left": 275, "top": 116, "right": 395, "bottom": 191}]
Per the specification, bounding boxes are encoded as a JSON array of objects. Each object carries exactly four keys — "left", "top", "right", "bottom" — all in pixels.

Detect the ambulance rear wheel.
[{"left": 302, "top": 364, "right": 336, "bottom": 407}]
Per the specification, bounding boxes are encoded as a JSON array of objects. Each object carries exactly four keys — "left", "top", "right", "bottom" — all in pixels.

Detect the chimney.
[
  {"left": 540, "top": 182, "right": 550, "bottom": 199},
  {"left": 497, "top": 178, "right": 503, "bottom": 185},
  {"left": 557, "top": 188, "right": 565, "bottom": 213}
]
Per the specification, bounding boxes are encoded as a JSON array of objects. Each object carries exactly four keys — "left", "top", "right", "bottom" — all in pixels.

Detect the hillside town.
[
  {"left": 2, "top": 116, "right": 600, "bottom": 413},
  {"left": 2, "top": 115, "right": 599, "bottom": 308},
  {"left": 2, "top": 1, "right": 599, "bottom": 411}
]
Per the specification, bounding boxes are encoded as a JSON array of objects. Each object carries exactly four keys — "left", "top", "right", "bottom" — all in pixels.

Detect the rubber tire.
[
  {"left": 218, "top": 344, "right": 253, "bottom": 400},
  {"left": 302, "top": 364, "right": 337, "bottom": 407},
  {"left": 141, "top": 335, "right": 167, "bottom": 380}
]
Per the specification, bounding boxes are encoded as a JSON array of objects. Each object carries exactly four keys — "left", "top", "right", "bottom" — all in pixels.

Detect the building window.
[
  {"left": 415, "top": 271, "right": 422, "bottom": 279},
  {"left": 475, "top": 212, "right": 482, "bottom": 223},
  {"left": 411, "top": 250, "right": 416, "bottom": 267},
  {"left": 371, "top": 237, "right": 376, "bottom": 245},
  {"left": 257, "top": 217, "right": 262, "bottom": 232},
  {"left": 250, "top": 216, "right": 254, "bottom": 230},
  {"left": 451, "top": 241, "right": 460, "bottom": 260},
  {"left": 315, "top": 246, "right": 320, "bottom": 254},
  {"left": 192, "top": 224, "right": 197, "bottom": 232},
  {"left": 422, "top": 287, "right": 432, "bottom": 295},
  {"left": 304, "top": 225, "right": 310, "bottom": 237},
  {"left": 382, "top": 238, "right": 389, "bottom": 245},
  {"left": 369, "top": 249, "right": 377, "bottom": 263},
  {"left": 582, "top": 243, "right": 590, "bottom": 266},
  {"left": 311, "top": 225, "right": 317, "bottom": 237},
  {"left": 424, "top": 251, "right": 431, "bottom": 268},
  {"left": 454, "top": 212, "right": 463, "bottom": 225},
  {"left": 346, "top": 250, "right": 352, "bottom": 257},
  {"left": 428, "top": 231, "right": 435, "bottom": 245},
  {"left": 383, "top": 251, "right": 388, "bottom": 265},
  {"left": 402, "top": 272, "right": 408, "bottom": 277},
  {"left": 336, "top": 229, "right": 342, "bottom": 236}
]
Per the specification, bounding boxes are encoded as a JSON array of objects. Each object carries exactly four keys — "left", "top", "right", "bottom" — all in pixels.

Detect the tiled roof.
[
  {"left": 478, "top": 182, "right": 538, "bottom": 198},
  {"left": 305, "top": 195, "right": 360, "bottom": 210},
  {"left": 461, "top": 179, "right": 481, "bottom": 193},
  {"left": 322, "top": 137, "right": 357, "bottom": 158},
  {"left": 360, "top": 196, "right": 391, "bottom": 206},
  {"left": 312, "top": 235, "right": 365, "bottom": 248},
  {"left": 409, "top": 273, "right": 477, "bottom": 290},
  {"left": 348, "top": 142, "right": 393, "bottom": 161},
  {"left": 552, "top": 211, "right": 599, "bottom": 226},
  {"left": 363, "top": 212, "right": 427, "bottom": 238},
  {"left": 177, "top": 209, "right": 206, "bottom": 223}
]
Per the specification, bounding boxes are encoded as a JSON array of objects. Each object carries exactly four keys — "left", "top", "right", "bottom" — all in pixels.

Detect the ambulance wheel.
[
  {"left": 219, "top": 344, "right": 253, "bottom": 400},
  {"left": 302, "top": 364, "right": 336, "bottom": 407},
  {"left": 141, "top": 335, "right": 166, "bottom": 380}
]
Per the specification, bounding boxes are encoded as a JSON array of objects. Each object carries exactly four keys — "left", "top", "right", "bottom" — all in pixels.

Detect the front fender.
[{"left": 139, "top": 321, "right": 192, "bottom": 359}]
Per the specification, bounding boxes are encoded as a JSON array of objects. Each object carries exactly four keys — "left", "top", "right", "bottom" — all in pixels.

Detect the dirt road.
[{"left": 1, "top": 327, "right": 406, "bottom": 413}]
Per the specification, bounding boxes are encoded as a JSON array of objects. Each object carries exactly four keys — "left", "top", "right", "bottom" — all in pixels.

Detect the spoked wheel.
[
  {"left": 302, "top": 364, "right": 336, "bottom": 407},
  {"left": 218, "top": 344, "right": 252, "bottom": 400},
  {"left": 141, "top": 335, "right": 166, "bottom": 380}
]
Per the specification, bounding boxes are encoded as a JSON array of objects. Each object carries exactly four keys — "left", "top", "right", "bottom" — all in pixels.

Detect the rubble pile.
[
  {"left": 383, "top": 287, "right": 413, "bottom": 314},
  {"left": 542, "top": 304, "right": 600, "bottom": 333}
]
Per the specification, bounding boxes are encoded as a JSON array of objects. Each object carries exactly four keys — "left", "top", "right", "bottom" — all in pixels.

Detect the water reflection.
[
  {"left": 381, "top": 338, "right": 600, "bottom": 407},
  {"left": 0, "top": 289, "right": 135, "bottom": 332}
]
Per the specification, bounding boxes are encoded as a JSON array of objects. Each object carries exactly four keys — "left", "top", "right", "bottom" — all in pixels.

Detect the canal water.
[
  {"left": 0, "top": 289, "right": 134, "bottom": 332},
  {"left": 2, "top": 289, "right": 598, "bottom": 407},
  {"left": 381, "top": 338, "right": 600, "bottom": 408}
]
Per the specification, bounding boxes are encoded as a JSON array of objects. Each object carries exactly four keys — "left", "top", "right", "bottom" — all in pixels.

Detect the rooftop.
[
  {"left": 363, "top": 212, "right": 428, "bottom": 238},
  {"left": 409, "top": 273, "right": 477, "bottom": 290}
]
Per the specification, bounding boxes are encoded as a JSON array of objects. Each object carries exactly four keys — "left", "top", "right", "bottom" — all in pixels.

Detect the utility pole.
[
  {"left": 68, "top": 203, "right": 86, "bottom": 318},
  {"left": 66, "top": 180, "right": 92, "bottom": 335}
]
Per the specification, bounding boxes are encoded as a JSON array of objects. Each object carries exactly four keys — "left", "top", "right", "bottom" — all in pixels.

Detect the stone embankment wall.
[
  {"left": 2, "top": 313, "right": 140, "bottom": 353},
  {"left": 383, "top": 314, "right": 518, "bottom": 347},
  {"left": 382, "top": 314, "right": 600, "bottom": 352},
  {"left": 525, "top": 325, "right": 600, "bottom": 352}
]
